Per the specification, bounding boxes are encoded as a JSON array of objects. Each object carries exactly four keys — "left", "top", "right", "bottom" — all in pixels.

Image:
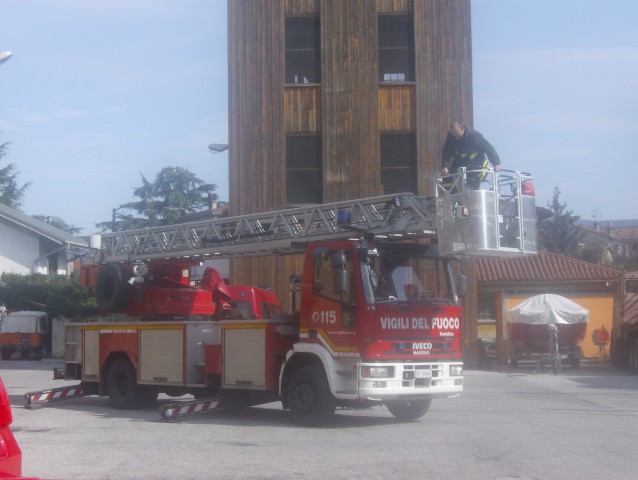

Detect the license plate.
[{"left": 415, "top": 369, "right": 432, "bottom": 378}]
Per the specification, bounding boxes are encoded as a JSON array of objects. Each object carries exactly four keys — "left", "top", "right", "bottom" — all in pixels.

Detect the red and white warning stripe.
[
  {"left": 162, "top": 399, "right": 223, "bottom": 419},
  {"left": 26, "top": 386, "right": 84, "bottom": 404}
]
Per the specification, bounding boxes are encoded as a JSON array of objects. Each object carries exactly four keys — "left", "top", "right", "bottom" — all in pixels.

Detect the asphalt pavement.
[{"left": 3, "top": 359, "right": 638, "bottom": 480}]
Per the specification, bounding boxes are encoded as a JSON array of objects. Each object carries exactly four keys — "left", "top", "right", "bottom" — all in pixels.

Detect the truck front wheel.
[
  {"left": 386, "top": 399, "right": 432, "bottom": 421},
  {"left": 106, "top": 358, "right": 157, "bottom": 409},
  {"left": 286, "top": 366, "right": 335, "bottom": 426}
]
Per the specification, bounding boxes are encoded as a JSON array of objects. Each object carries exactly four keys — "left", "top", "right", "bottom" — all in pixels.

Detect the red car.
[{"left": 0, "top": 377, "right": 22, "bottom": 479}]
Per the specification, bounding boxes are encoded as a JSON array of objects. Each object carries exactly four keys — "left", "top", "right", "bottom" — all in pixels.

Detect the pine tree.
[
  {"left": 538, "top": 187, "right": 583, "bottom": 256},
  {"left": 96, "top": 166, "right": 217, "bottom": 231},
  {"left": 0, "top": 140, "right": 31, "bottom": 210}
]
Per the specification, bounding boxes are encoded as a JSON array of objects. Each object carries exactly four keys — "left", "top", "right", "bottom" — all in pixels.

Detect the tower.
[{"left": 227, "top": 0, "right": 473, "bottom": 312}]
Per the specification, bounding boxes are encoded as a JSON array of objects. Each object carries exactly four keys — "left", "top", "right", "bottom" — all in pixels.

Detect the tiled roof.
[
  {"left": 612, "top": 227, "right": 638, "bottom": 241},
  {"left": 476, "top": 251, "right": 621, "bottom": 282},
  {"left": 582, "top": 226, "right": 635, "bottom": 243}
]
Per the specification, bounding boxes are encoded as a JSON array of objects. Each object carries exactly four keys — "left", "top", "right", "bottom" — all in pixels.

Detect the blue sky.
[{"left": 1, "top": 0, "right": 637, "bottom": 234}]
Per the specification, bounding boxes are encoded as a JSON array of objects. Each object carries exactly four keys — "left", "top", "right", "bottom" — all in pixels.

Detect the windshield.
[{"left": 361, "top": 244, "right": 461, "bottom": 305}]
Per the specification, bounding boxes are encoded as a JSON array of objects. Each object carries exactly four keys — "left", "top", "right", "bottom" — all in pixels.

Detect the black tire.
[
  {"left": 94, "top": 264, "right": 131, "bottom": 312},
  {"left": 386, "top": 399, "right": 432, "bottom": 421},
  {"left": 286, "top": 366, "right": 335, "bottom": 426},
  {"left": 20, "top": 348, "right": 31, "bottom": 360},
  {"left": 570, "top": 355, "right": 581, "bottom": 369},
  {"left": 107, "top": 358, "right": 143, "bottom": 409}
]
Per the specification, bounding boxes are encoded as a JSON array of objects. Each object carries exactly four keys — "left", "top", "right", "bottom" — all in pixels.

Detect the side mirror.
[
  {"left": 333, "top": 268, "right": 349, "bottom": 295},
  {"left": 329, "top": 252, "right": 346, "bottom": 268},
  {"left": 329, "top": 252, "right": 348, "bottom": 295}
]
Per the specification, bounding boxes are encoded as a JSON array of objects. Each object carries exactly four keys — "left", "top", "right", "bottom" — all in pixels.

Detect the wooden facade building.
[{"left": 227, "top": 0, "right": 475, "bottom": 334}]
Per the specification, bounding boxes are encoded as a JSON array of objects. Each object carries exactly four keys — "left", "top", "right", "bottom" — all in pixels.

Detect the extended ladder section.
[{"left": 83, "top": 193, "right": 438, "bottom": 264}]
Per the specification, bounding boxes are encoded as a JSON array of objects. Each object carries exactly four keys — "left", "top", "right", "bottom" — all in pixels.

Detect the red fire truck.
[{"left": 26, "top": 171, "right": 537, "bottom": 425}]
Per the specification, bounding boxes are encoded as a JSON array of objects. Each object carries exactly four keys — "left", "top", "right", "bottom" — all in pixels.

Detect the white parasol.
[{"left": 507, "top": 294, "right": 589, "bottom": 325}]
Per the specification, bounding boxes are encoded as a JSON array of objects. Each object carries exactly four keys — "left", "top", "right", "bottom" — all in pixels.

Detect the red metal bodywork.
[
  {"left": 298, "top": 240, "right": 464, "bottom": 363},
  {"left": 81, "top": 261, "right": 231, "bottom": 317},
  {"left": 360, "top": 304, "right": 463, "bottom": 360},
  {"left": 0, "top": 378, "right": 22, "bottom": 479}
]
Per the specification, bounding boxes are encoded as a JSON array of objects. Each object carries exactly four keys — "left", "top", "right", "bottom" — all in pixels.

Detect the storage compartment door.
[
  {"left": 83, "top": 329, "right": 100, "bottom": 381},
  {"left": 223, "top": 327, "right": 265, "bottom": 389},
  {"left": 139, "top": 328, "right": 184, "bottom": 384}
]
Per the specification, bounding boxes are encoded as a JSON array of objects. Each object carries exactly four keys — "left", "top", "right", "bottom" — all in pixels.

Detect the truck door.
[{"left": 303, "top": 247, "right": 358, "bottom": 356}]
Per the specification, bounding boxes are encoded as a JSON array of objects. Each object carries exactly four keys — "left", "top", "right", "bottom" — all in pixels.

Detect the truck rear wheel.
[
  {"left": 286, "top": 366, "right": 335, "bottom": 426},
  {"left": 386, "top": 399, "right": 432, "bottom": 421},
  {"left": 106, "top": 358, "right": 156, "bottom": 409}
]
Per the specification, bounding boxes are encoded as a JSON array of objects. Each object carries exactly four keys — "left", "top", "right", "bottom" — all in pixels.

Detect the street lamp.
[
  {"left": 0, "top": 51, "right": 13, "bottom": 66},
  {"left": 208, "top": 143, "right": 229, "bottom": 154}
]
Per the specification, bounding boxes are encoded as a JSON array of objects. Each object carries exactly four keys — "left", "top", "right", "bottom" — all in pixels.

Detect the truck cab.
[{"left": 281, "top": 238, "right": 466, "bottom": 423}]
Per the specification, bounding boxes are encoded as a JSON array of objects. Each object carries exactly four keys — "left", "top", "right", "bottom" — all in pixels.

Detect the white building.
[{"left": 0, "top": 203, "right": 87, "bottom": 275}]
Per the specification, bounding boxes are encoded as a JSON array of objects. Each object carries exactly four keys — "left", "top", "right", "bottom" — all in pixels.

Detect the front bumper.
[{"left": 357, "top": 361, "right": 463, "bottom": 401}]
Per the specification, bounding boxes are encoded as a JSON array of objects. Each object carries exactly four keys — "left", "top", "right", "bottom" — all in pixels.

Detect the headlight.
[
  {"left": 450, "top": 365, "right": 463, "bottom": 377},
  {"left": 361, "top": 366, "right": 394, "bottom": 378}
]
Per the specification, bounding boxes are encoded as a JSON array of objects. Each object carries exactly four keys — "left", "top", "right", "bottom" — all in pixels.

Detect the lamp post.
[
  {"left": 0, "top": 51, "right": 13, "bottom": 67},
  {"left": 208, "top": 143, "right": 229, "bottom": 154}
]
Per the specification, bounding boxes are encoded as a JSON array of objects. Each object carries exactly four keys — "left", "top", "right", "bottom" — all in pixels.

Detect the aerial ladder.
[{"left": 83, "top": 168, "right": 536, "bottom": 266}]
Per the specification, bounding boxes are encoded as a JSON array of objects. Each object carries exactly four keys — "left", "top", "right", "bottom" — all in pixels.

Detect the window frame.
[
  {"left": 286, "top": 134, "right": 323, "bottom": 206},
  {"left": 285, "top": 15, "right": 321, "bottom": 85},
  {"left": 379, "top": 132, "right": 417, "bottom": 194},
  {"left": 378, "top": 13, "right": 415, "bottom": 84}
]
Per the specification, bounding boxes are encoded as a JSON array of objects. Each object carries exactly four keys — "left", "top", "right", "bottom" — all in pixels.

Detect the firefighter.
[{"left": 441, "top": 121, "right": 501, "bottom": 190}]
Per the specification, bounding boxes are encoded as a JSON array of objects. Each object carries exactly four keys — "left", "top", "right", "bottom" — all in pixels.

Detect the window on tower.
[
  {"left": 380, "top": 133, "right": 417, "bottom": 194},
  {"left": 285, "top": 16, "right": 321, "bottom": 85},
  {"left": 378, "top": 14, "right": 415, "bottom": 83},
  {"left": 286, "top": 135, "right": 323, "bottom": 205}
]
